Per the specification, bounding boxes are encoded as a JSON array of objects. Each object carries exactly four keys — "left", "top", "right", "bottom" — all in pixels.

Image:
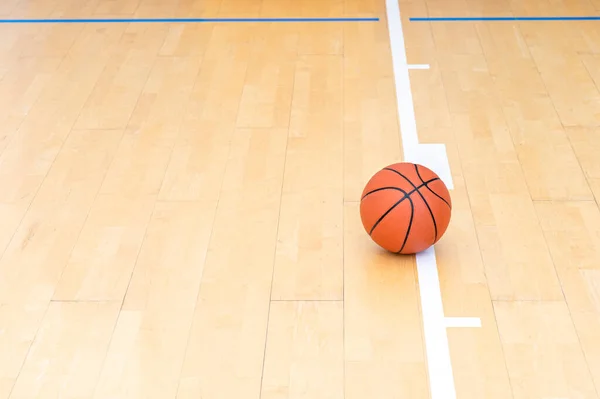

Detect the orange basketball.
[{"left": 359, "top": 162, "right": 452, "bottom": 254}]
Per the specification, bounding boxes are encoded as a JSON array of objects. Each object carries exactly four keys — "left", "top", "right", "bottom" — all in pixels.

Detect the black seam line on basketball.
[
  {"left": 396, "top": 193, "right": 415, "bottom": 253},
  {"left": 369, "top": 189, "right": 416, "bottom": 252},
  {"left": 383, "top": 167, "right": 439, "bottom": 241},
  {"left": 413, "top": 164, "right": 451, "bottom": 208},
  {"left": 360, "top": 178, "right": 440, "bottom": 200},
  {"left": 368, "top": 187, "right": 409, "bottom": 236},
  {"left": 366, "top": 178, "right": 436, "bottom": 236}
]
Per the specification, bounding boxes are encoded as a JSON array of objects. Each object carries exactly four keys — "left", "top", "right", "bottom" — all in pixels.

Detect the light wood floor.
[{"left": 1, "top": 0, "right": 600, "bottom": 398}]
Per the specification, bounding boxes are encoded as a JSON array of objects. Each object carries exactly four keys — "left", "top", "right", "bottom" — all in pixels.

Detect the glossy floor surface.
[{"left": 0, "top": 0, "right": 600, "bottom": 398}]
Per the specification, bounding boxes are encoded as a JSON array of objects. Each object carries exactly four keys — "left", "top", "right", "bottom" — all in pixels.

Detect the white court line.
[
  {"left": 384, "top": 0, "right": 480, "bottom": 398},
  {"left": 408, "top": 64, "right": 430, "bottom": 69},
  {"left": 416, "top": 248, "right": 458, "bottom": 399},
  {"left": 384, "top": 0, "right": 419, "bottom": 154}
]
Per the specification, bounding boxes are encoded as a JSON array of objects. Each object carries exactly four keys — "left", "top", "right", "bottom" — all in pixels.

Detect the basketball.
[{"left": 359, "top": 162, "right": 452, "bottom": 255}]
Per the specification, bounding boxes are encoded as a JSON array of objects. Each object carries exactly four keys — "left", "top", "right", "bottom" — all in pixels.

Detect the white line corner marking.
[
  {"left": 416, "top": 249, "right": 481, "bottom": 399},
  {"left": 385, "top": 0, "right": 479, "bottom": 398},
  {"left": 384, "top": 0, "right": 453, "bottom": 189},
  {"left": 408, "top": 64, "right": 430, "bottom": 70}
]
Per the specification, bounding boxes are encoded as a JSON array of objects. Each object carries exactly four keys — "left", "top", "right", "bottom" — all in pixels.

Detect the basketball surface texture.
[{"left": 360, "top": 162, "right": 452, "bottom": 255}]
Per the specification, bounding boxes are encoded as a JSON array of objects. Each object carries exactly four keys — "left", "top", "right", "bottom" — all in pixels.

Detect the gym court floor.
[{"left": 1, "top": 0, "right": 600, "bottom": 398}]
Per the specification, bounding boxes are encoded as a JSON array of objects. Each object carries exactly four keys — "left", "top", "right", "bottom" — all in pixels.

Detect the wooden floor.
[{"left": 1, "top": 0, "right": 600, "bottom": 398}]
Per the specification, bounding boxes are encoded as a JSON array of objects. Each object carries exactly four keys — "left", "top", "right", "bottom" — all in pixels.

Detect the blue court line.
[
  {"left": 410, "top": 16, "right": 600, "bottom": 21},
  {"left": 0, "top": 17, "right": 379, "bottom": 24}
]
